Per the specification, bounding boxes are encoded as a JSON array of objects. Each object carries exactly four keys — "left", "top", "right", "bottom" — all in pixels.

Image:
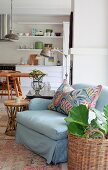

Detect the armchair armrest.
[{"left": 28, "top": 98, "right": 51, "bottom": 110}]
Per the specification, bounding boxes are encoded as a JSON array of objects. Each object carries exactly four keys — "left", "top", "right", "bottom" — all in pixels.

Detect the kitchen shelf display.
[
  {"left": 18, "top": 35, "right": 63, "bottom": 38},
  {"left": 17, "top": 49, "right": 42, "bottom": 51},
  {"left": 16, "top": 22, "right": 70, "bottom": 81},
  {"left": 17, "top": 22, "right": 63, "bottom": 25},
  {"left": 16, "top": 21, "right": 64, "bottom": 53}
]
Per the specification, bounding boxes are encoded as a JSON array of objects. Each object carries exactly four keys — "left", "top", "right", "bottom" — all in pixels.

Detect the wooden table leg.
[
  {"left": 5, "top": 105, "right": 16, "bottom": 136},
  {"left": 16, "top": 77, "right": 23, "bottom": 96},
  {"left": 6, "top": 77, "right": 11, "bottom": 99},
  {"left": 13, "top": 78, "right": 19, "bottom": 97}
]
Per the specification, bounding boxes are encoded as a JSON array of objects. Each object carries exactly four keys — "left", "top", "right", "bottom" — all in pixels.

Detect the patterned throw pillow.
[
  {"left": 57, "top": 79, "right": 74, "bottom": 93},
  {"left": 48, "top": 85, "right": 102, "bottom": 115}
]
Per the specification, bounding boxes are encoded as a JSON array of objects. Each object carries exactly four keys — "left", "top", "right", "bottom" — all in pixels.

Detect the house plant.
[
  {"left": 65, "top": 104, "right": 108, "bottom": 170},
  {"left": 29, "top": 69, "right": 46, "bottom": 96},
  {"left": 29, "top": 69, "right": 46, "bottom": 78}
]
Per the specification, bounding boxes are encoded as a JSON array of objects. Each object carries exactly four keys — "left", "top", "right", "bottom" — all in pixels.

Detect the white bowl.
[
  {"left": 25, "top": 33, "right": 29, "bottom": 36},
  {"left": 19, "top": 33, "right": 23, "bottom": 36}
]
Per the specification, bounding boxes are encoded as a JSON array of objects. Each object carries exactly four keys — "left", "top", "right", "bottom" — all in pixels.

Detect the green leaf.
[
  {"left": 91, "top": 118, "right": 107, "bottom": 134},
  {"left": 91, "top": 107, "right": 108, "bottom": 134},
  {"left": 102, "top": 124, "right": 108, "bottom": 134},
  {"left": 103, "top": 105, "right": 108, "bottom": 134},
  {"left": 103, "top": 105, "right": 108, "bottom": 120},
  {"left": 68, "top": 122, "right": 85, "bottom": 137},
  {"left": 65, "top": 117, "right": 73, "bottom": 123},
  {"left": 91, "top": 119, "right": 99, "bottom": 129},
  {"left": 91, "top": 108, "right": 106, "bottom": 123},
  {"left": 69, "top": 105, "right": 89, "bottom": 126}
]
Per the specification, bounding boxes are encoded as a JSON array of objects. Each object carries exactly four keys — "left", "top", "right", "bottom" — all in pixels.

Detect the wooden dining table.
[{"left": 0, "top": 71, "right": 30, "bottom": 99}]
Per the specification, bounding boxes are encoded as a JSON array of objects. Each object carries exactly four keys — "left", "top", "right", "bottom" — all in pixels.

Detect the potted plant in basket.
[{"left": 65, "top": 104, "right": 108, "bottom": 170}]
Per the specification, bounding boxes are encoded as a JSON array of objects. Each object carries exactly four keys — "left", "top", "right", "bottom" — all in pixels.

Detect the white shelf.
[
  {"left": 17, "top": 22, "right": 63, "bottom": 25},
  {"left": 17, "top": 49, "right": 42, "bottom": 52},
  {"left": 18, "top": 35, "right": 63, "bottom": 39}
]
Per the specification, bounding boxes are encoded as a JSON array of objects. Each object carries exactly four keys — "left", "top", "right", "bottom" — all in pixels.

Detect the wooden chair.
[
  {"left": 0, "top": 71, "right": 23, "bottom": 99},
  {"left": 0, "top": 75, "right": 12, "bottom": 99},
  {"left": 9, "top": 74, "right": 23, "bottom": 98}
]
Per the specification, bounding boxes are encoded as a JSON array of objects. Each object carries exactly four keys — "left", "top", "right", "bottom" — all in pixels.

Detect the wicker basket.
[{"left": 68, "top": 130, "right": 108, "bottom": 170}]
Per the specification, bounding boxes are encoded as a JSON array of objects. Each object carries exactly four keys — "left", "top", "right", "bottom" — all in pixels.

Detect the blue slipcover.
[
  {"left": 16, "top": 124, "right": 67, "bottom": 164},
  {"left": 16, "top": 110, "right": 67, "bottom": 140}
]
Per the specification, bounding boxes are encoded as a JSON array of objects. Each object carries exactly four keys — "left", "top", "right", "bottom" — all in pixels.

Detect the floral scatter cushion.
[{"left": 48, "top": 85, "right": 102, "bottom": 115}]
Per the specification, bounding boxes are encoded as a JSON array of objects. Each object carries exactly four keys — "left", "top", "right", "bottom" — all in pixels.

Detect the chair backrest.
[{"left": 72, "top": 83, "right": 108, "bottom": 111}]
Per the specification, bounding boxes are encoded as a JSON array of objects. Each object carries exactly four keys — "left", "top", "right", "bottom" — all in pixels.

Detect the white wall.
[
  {"left": 72, "top": 0, "right": 108, "bottom": 86},
  {"left": 73, "top": 0, "right": 108, "bottom": 48},
  {"left": 0, "top": 42, "right": 20, "bottom": 64},
  {"left": 0, "top": 0, "right": 71, "bottom": 15}
]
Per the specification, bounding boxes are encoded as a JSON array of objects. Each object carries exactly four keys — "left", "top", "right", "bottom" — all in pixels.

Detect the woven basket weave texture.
[{"left": 68, "top": 134, "right": 108, "bottom": 170}]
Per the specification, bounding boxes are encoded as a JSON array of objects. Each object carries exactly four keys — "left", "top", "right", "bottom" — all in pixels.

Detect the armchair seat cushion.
[{"left": 16, "top": 110, "right": 67, "bottom": 140}]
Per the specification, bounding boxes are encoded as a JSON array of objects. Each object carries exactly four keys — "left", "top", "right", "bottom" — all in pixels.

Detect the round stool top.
[{"left": 4, "top": 99, "right": 29, "bottom": 107}]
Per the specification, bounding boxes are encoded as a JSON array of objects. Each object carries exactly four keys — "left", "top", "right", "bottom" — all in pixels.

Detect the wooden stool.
[{"left": 4, "top": 99, "right": 29, "bottom": 136}]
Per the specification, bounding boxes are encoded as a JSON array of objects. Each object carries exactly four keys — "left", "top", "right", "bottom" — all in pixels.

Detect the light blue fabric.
[
  {"left": 52, "top": 138, "right": 67, "bottom": 163},
  {"left": 29, "top": 98, "right": 51, "bottom": 110},
  {"left": 16, "top": 110, "right": 67, "bottom": 140},
  {"left": 16, "top": 123, "right": 67, "bottom": 164},
  {"left": 16, "top": 123, "right": 57, "bottom": 164}
]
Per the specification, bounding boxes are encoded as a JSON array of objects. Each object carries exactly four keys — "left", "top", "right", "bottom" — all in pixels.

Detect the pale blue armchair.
[{"left": 16, "top": 84, "right": 108, "bottom": 164}]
